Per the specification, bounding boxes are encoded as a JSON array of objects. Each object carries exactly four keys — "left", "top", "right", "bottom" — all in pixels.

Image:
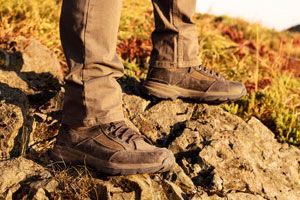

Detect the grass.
[
  {"left": 0, "top": 0, "right": 60, "bottom": 54},
  {"left": 47, "top": 161, "right": 103, "bottom": 199},
  {"left": 0, "top": 0, "right": 300, "bottom": 145}
]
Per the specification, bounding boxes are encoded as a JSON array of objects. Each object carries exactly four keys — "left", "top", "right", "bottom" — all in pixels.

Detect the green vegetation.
[{"left": 0, "top": 0, "right": 299, "bottom": 145}]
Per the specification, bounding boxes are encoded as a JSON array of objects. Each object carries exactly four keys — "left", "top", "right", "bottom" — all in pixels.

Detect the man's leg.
[
  {"left": 150, "top": 0, "right": 201, "bottom": 68},
  {"left": 60, "top": 0, "right": 124, "bottom": 127},
  {"left": 51, "top": 0, "right": 175, "bottom": 175},
  {"left": 145, "top": 0, "right": 246, "bottom": 102}
]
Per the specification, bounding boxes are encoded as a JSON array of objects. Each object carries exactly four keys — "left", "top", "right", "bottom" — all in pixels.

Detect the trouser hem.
[{"left": 62, "top": 112, "right": 125, "bottom": 128}]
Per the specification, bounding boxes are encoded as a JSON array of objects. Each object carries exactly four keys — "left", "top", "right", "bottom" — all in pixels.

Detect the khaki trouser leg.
[
  {"left": 150, "top": 0, "right": 201, "bottom": 68},
  {"left": 60, "top": 0, "right": 124, "bottom": 127}
]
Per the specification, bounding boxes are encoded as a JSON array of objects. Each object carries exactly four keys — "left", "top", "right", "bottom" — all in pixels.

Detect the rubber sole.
[
  {"left": 50, "top": 145, "right": 175, "bottom": 175},
  {"left": 144, "top": 81, "right": 247, "bottom": 102}
]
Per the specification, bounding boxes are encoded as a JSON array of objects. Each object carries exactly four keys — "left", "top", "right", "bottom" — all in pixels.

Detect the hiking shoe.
[
  {"left": 144, "top": 66, "right": 247, "bottom": 102},
  {"left": 50, "top": 121, "right": 175, "bottom": 175}
]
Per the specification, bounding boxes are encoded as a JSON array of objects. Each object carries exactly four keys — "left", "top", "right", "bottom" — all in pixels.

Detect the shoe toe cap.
[
  {"left": 229, "top": 81, "right": 246, "bottom": 93},
  {"left": 208, "top": 81, "right": 244, "bottom": 93},
  {"left": 159, "top": 149, "right": 176, "bottom": 172},
  {"left": 109, "top": 147, "right": 175, "bottom": 166}
]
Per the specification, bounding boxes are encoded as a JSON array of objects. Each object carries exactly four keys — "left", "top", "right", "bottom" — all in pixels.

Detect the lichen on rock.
[{"left": 0, "top": 102, "right": 24, "bottom": 160}]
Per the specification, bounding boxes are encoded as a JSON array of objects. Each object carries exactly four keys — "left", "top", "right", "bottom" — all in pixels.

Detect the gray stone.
[
  {"left": 0, "top": 102, "right": 24, "bottom": 160},
  {"left": 166, "top": 163, "right": 197, "bottom": 194},
  {"left": 125, "top": 97, "right": 300, "bottom": 199},
  {"left": 0, "top": 157, "right": 52, "bottom": 198},
  {"left": 168, "top": 103, "right": 300, "bottom": 200},
  {"left": 115, "top": 174, "right": 158, "bottom": 200},
  {"left": 163, "top": 180, "right": 185, "bottom": 200},
  {"left": 17, "top": 38, "right": 63, "bottom": 81},
  {"left": 0, "top": 41, "right": 64, "bottom": 156},
  {"left": 0, "top": 71, "right": 33, "bottom": 94}
]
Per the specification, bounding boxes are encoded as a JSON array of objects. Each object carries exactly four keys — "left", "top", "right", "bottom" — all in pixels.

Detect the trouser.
[{"left": 60, "top": 0, "right": 200, "bottom": 127}]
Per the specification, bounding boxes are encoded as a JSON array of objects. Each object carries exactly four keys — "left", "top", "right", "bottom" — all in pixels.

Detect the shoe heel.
[{"left": 144, "top": 81, "right": 179, "bottom": 100}]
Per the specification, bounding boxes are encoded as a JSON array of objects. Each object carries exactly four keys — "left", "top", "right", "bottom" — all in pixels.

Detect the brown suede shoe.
[
  {"left": 144, "top": 66, "right": 247, "bottom": 102},
  {"left": 50, "top": 121, "right": 175, "bottom": 175}
]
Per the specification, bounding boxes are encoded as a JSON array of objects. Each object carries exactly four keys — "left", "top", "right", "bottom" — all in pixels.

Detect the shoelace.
[
  {"left": 195, "top": 65, "right": 224, "bottom": 80},
  {"left": 108, "top": 122, "right": 144, "bottom": 143}
]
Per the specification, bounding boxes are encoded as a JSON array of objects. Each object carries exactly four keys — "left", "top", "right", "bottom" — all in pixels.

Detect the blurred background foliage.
[{"left": 0, "top": 0, "right": 299, "bottom": 145}]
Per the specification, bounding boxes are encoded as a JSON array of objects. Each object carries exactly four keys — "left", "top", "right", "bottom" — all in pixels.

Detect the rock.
[
  {"left": 0, "top": 40, "right": 63, "bottom": 157},
  {"left": 27, "top": 89, "right": 64, "bottom": 154},
  {"left": 123, "top": 94, "right": 150, "bottom": 119},
  {"left": 0, "top": 80, "right": 29, "bottom": 160},
  {"left": 163, "top": 180, "right": 186, "bottom": 200},
  {"left": 165, "top": 163, "right": 196, "bottom": 194},
  {"left": 0, "top": 71, "right": 33, "bottom": 94},
  {"left": 110, "top": 192, "right": 135, "bottom": 200},
  {"left": 1, "top": 89, "right": 300, "bottom": 199},
  {"left": 32, "top": 188, "right": 49, "bottom": 200},
  {"left": 16, "top": 38, "right": 63, "bottom": 81},
  {"left": 0, "top": 49, "right": 9, "bottom": 68},
  {"left": 0, "top": 102, "right": 24, "bottom": 160},
  {"left": 0, "top": 157, "right": 53, "bottom": 199},
  {"left": 125, "top": 97, "right": 300, "bottom": 199},
  {"left": 0, "top": 83, "right": 29, "bottom": 113},
  {"left": 126, "top": 175, "right": 156, "bottom": 200},
  {"left": 1, "top": 39, "right": 63, "bottom": 96},
  {"left": 169, "top": 128, "right": 202, "bottom": 154},
  {"left": 43, "top": 179, "right": 59, "bottom": 193},
  {"left": 167, "top": 104, "right": 300, "bottom": 200},
  {"left": 127, "top": 99, "right": 194, "bottom": 143},
  {"left": 100, "top": 173, "right": 177, "bottom": 200},
  {"left": 113, "top": 174, "right": 158, "bottom": 200},
  {"left": 226, "top": 193, "right": 266, "bottom": 200}
]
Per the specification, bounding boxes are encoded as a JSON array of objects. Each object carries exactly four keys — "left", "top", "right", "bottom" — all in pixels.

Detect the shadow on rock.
[
  {"left": 0, "top": 46, "right": 63, "bottom": 160},
  {"left": 118, "top": 75, "right": 147, "bottom": 97},
  {"left": 1, "top": 49, "right": 61, "bottom": 90}
]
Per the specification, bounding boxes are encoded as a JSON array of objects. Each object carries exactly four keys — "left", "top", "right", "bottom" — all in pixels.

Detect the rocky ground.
[{"left": 0, "top": 38, "right": 299, "bottom": 200}]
